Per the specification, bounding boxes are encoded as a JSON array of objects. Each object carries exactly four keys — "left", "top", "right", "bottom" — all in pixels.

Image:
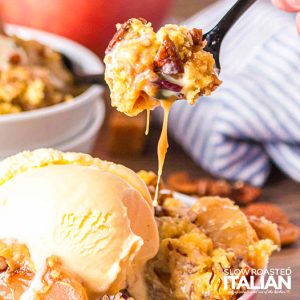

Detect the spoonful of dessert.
[
  {"left": 103, "top": 18, "right": 222, "bottom": 203},
  {"left": 63, "top": 0, "right": 257, "bottom": 102},
  {"left": 103, "top": 0, "right": 257, "bottom": 204}
]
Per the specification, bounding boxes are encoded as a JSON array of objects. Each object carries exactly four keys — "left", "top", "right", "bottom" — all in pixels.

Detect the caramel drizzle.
[
  {"left": 154, "top": 100, "right": 172, "bottom": 205},
  {"left": 145, "top": 109, "right": 150, "bottom": 136}
]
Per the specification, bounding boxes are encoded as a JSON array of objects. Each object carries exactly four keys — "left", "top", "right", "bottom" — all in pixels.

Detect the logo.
[{"left": 222, "top": 267, "right": 292, "bottom": 295}]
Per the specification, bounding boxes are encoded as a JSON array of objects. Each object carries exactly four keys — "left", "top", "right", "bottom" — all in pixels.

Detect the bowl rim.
[
  {"left": 0, "top": 24, "right": 104, "bottom": 122},
  {"left": 56, "top": 99, "right": 105, "bottom": 151},
  {"left": 0, "top": 85, "right": 102, "bottom": 123}
]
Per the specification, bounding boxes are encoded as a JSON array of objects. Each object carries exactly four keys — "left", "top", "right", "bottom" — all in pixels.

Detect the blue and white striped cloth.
[{"left": 162, "top": 0, "right": 300, "bottom": 186}]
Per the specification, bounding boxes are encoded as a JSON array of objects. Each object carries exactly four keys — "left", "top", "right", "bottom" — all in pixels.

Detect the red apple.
[{"left": 0, "top": 0, "right": 173, "bottom": 57}]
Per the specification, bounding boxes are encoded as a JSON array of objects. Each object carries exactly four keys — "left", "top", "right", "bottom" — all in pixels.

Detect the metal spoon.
[{"left": 62, "top": 0, "right": 256, "bottom": 89}]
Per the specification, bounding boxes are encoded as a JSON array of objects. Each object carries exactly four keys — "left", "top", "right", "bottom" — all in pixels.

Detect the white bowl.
[
  {"left": 55, "top": 99, "right": 105, "bottom": 154},
  {"left": 0, "top": 24, "right": 104, "bottom": 158}
]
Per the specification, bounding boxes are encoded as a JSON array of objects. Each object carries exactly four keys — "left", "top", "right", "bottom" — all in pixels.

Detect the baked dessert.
[
  {"left": 138, "top": 171, "right": 279, "bottom": 300},
  {"left": 0, "top": 150, "right": 278, "bottom": 299},
  {"left": 104, "top": 18, "right": 221, "bottom": 117},
  {"left": 0, "top": 34, "right": 83, "bottom": 114}
]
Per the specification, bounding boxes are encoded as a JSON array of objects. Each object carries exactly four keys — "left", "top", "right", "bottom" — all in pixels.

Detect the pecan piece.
[
  {"left": 242, "top": 203, "right": 300, "bottom": 246},
  {"left": 189, "top": 28, "right": 203, "bottom": 46},
  {"left": 155, "top": 205, "right": 168, "bottom": 217},
  {"left": 167, "top": 171, "right": 260, "bottom": 204},
  {"left": 242, "top": 203, "right": 288, "bottom": 224},
  {"left": 248, "top": 215, "right": 281, "bottom": 246},
  {"left": 231, "top": 181, "right": 261, "bottom": 205},
  {"left": 167, "top": 171, "right": 198, "bottom": 195},
  {"left": 197, "top": 179, "right": 232, "bottom": 197},
  {"left": 9, "top": 53, "right": 21, "bottom": 65},
  {"left": 105, "top": 18, "right": 147, "bottom": 54},
  {"left": 278, "top": 223, "right": 300, "bottom": 246},
  {"left": 153, "top": 35, "right": 184, "bottom": 75},
  {"left": 205, "top": 179, "right": 232, "bottom": 197}
]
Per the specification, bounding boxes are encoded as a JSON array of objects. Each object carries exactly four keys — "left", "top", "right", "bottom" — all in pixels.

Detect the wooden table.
[{"left": 93, "top": 1, "right": 300, "bottom": 299}]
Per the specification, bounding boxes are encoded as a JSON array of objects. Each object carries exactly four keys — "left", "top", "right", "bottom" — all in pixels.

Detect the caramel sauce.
[
  {"left": 154, "top": 100, "right": 172, "bottom": 205},
  {"left": 145, "top": 109, "right": 150, "bottom": 136},
  {"left": 36, "top": 257, "right": 88, "bottom": 300}
]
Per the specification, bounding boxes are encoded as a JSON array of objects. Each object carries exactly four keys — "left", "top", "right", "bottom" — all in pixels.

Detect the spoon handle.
[
  {"left": 203, "top": 0, "right": 257, "bottom": 69},
  {"left": 73, "top": 73, "right": 107, "bottom": 86}
]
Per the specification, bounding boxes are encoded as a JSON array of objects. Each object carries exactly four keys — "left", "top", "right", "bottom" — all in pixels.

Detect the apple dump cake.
[
  {"left": 145, "top": 195, "right": 278, "bottom": 300},
  {"left": 0, "top": 34, "right": 83, "bottom": 114},
  {"left": 104, "top": 18, "right": 220, "bottom": 117},
  {"left": 0, "top": 150, "right": 278, "bottom": 300}
]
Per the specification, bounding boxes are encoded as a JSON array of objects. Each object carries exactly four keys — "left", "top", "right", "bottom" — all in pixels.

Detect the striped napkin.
[{"left": 160, "top": 0, "right": 300, "bottom": 186}]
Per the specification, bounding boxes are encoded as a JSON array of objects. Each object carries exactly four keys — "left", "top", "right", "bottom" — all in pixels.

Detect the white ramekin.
[
  {"left": 55, "top": 100, "right": 105, "bottom": 154},
  {"left": 0, "top": 24, "right": 105, "bottom": 158}
]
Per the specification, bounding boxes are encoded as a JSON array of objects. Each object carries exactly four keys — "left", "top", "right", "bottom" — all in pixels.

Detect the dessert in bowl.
[
  {"left": 0, "top": 25, "right": 104, "bottom": 158},
  {"left": 0, "top": 149, "right": 278, "bottom": 299},
  {"left": 0, "top": 32, "right": 79, "bottom": 114},
  {"left": 0, "top": 16, "right": 281, "bottom": 300}
]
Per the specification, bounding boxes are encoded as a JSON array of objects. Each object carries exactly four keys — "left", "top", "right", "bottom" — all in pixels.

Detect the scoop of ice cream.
[{"left": 0, "top": 149, "right": 159, "bottom": 299}]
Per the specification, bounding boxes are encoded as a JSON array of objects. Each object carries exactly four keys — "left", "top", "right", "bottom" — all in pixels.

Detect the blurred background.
[
  {"left": 0, "top": 0, "right": 214, "bottom": 57},
  {"left": 0, "top": 0, "right": 217, "bottom": 170}
]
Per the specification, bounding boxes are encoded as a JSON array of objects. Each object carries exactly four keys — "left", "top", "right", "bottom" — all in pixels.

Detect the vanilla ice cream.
[{"left": 0, "top": 149, "right": 159, "bottom": 299}]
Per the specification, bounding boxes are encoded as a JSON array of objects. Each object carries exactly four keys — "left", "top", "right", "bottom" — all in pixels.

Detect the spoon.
[
  {"left": 203, "top": 0, "right": 257, "bottom": 73},
  {"left": 62, "top": 0, "right": 257, "bottom": 89}
]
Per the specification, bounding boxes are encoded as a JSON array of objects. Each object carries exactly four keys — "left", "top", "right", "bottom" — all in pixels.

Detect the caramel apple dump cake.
[
  {"left": 0, "top": 34, "right": 83, "bottom": 114},
  {"left": 0, "top": 151, "right": 277, "bottom": 299},
  {"left": 145, "top": 196, "right": 278, "bottom": 300}
]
